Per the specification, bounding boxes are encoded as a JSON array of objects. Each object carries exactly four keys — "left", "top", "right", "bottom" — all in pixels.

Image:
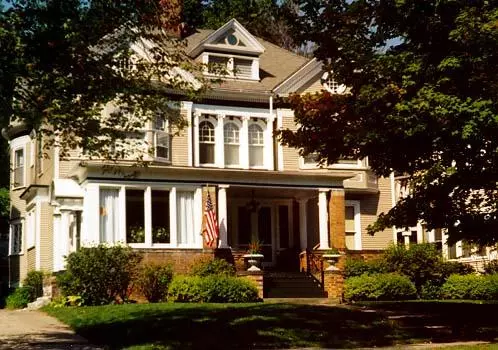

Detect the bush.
[
  {"left": 344, "top": 273, "right": 417, "bottom": 302},
  {"left": 58, "top": 245, "right": 142, "bottom": 305},
  {"left": 484, "top": 260, "right": 498, "bottom": 275},
  {"left": 344, "top": 258, "right": 386, "bottom": 278},
  {"left": 5, "top": 287, "right": 32, "bottom": 309},
  {"left": 190, "top": 258, "right": 236, "bottom": 277},
  {"left": 168, "top": 275, "right": 260, "bottom": 303},
  {"left": 136, "top": 263, "right": 173, "bottom": 302},
  {"left": 420, "top": 280, "right": 443, "bottom": 300},
  {"left": 23, "top": 270, "right": 44, "bottom": 302},
  {"left": 441, "top": 274, "right": 498, "bottom": 300}
]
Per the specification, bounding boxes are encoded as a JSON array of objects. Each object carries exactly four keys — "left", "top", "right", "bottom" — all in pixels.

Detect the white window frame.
[
  {"left": 299, "top": 155, "right": 368, "bottom": 170},
  {"left": 203, "top": 52, "right": 259, "bottom": 81},
  {"left": 223, "top": 119, "right": 242, "bottom": 168},
  {"left": 12, "top": 146, "right": 26, "bottom": 189},
  {"left": 198, "top": 116, "right": 218, "bottom": 166},
  {"left": 152, "top": 114, "right": 171, "bottom": 162},
  {"left": 26, "top": 208, "right": 36, "bottom": 249},
  {"left": 9, "top": 220, "right": 23, "bottom": 256},
  {"left": 345, "top": 200, "right": 362, "bottom": 250},
  {"left": 248, "top": 120, "right": 266, "bottom": 169}
]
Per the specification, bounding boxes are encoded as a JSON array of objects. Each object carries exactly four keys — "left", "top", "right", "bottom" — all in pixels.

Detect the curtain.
[
  {"left": 99, "top": 189, "right": 119, "bottom": 243},
  {"left": 176, "top": 191, "right": 195, "bottom": 245}
]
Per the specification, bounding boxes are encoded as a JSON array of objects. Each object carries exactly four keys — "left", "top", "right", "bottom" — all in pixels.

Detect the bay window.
[
  {"left": 199, "top": 120, "right": 215, "bottom": 165},
  {"left": 99, "top": 189, "right": 120, "bottom": 243},
  {"left": 10, "top": 221, "right": 22, "bottom": 255},
  {"left": 176, "top": 191, "right": 195, "bottom": 245},
  {"left": 248, "top": 123, "right": 264, "bottom": 167},
  {"left": 126, "top": 189, "right": 145, "bottom": 243},
  {"left": 224, "top": 122, "right": 240, "bottom": 166},
  {"left": 152, "top": 190, "right": 170, "bottom": 243}
]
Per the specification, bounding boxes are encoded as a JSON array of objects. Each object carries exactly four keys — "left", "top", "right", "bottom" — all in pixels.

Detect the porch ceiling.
[{"left": 227, "top": 186, "right": 317, "bottom": 200}]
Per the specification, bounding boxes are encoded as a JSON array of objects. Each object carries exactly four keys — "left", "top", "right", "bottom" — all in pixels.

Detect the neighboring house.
[{"left": 4, "top": 19, "right": 397, "bottom": 288}]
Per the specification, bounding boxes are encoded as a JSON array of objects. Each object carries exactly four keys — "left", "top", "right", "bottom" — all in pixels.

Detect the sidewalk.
[{"left": 0, "top": 309, "right": 100, "bottom": 349}]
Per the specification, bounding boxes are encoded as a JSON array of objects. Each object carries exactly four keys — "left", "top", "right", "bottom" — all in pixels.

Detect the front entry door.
[{"left": 256, "top": 206, "right": 274, "bottom": 266}]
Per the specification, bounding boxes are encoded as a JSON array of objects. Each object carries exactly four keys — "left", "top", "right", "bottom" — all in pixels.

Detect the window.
[
  {"left": 321, "top": 72, "right": 347, "bottom": 94},
  {"left": 345, "top": 201, "right": 361, "bottom": 250},
  {"left": 13, "top": 148, "right": 24, "bottom": 187},
  {"left": 152, "top": 190, "right": 170, "bottom": 243},
  {"left": 233, "top": 58, "right": 252, "bottom": 79},
  {"left": 126, "top": 189, "right": 145, "bottom": 243},
  {"left": 10, "top": 222, "right": 22, "bottom": 255},
  {"left": 199, "top": 120, "right": 215, "bottom": 164},
  {"left": 153, "top": 115, "right": 170, "bottom": 160},
  {"left": 26, "top": 210, "right": 35, "bottom": 249},
  {"left": 176, "top": 191, "right": 195, "bottom": 245},
  {"left": 99, "top": 189, "right": 120, "bottom": 243},
  {"left": 224, "top": 122, "right": 240, "bottom": 166},
  {"left": 208, "top": 56, "right": 230, "bottom": 75},
  {"left": 206, "top": 54, "right": 256, "bottom": 80},
  {"left": 249, "top": 123, "right": 264, "bottom": 167}
]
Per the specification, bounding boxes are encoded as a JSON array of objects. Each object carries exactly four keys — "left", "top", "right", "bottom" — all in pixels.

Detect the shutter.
[{"left": 234, "top": 58, "right": 252, "bottom": 78}]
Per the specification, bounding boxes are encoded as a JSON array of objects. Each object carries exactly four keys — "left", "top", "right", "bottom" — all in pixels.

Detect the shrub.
[
  {"left": 6, "top": 287, "right": 32, "bottom": 309},
  {"left": 344, "top": 273, "right": 417, "bottom": 302},
  {"left": 23, "top": 270, "right": 44, "bottom": 302},
  {"left": 484, "top": 260, "right": 498, "bottom": 275},
  {"left": 58, "top": 245, "right": 142, "bottom": 305},
  {"left": 441, "top": 274, "right": 498, "bottom": 300},
  {"left": 420, "top": 280, "right": 443, "bottom": 300},
  {"left": 344, "top": 258, "right": 387, "bottom": 278},
  {"left": 136, "top": 263, "right": 173, "bottom": 302},
  {"left": 168, "top": 275, "right": 260, "bottom": 303},
  {"left": 190, "top": 258, "right": 236, "bottom": 277}
]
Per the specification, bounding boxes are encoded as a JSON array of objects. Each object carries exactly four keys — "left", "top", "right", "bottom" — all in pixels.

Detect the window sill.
[
  {"left": 9, "top": 252, "right": 24, "bottom": 257},
  {"left": 12, "top": 186, "right": 26, "bottom": 191}
]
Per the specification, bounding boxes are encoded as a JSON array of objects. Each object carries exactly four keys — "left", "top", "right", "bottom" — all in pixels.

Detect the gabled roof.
[{"left": 188, "top": 19, "right": 265, "bottom": 57}]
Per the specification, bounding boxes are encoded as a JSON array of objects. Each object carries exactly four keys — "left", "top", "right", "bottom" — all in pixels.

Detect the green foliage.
[
  {"left": 5, "top": 287, "right": 31, "bottom": 309},
  {"left": 0, "top": 187, "right": 9, "bottom": 218},
  {"left": 344, "top": 258, "right": 387, "bottom": 278},
  {"left": 23, "top": 270, "right": 44, "bottom": 302},
  {"left": 344, "top": 273, "right": 417, "bottom": 302},
  {"left": 190, "top": 258, "right": 236, "bottom": 277},
  {"left": 280, "top": 0, "right": 498, "bottom": 244},
  {"left": 420, "top": 280, "right": 443, "bottom": 300},
  {"left": 484, "top": 260, "right": 498, "bottom": 275},
  {"left": 168, "top": 275, "right": 260, "bottom": 303},
  {"left": 136, "top": 263, "right": 173, "bottom": 303},
  {"left": 57, "top": 245, "right": 142, "bottom": 305},
  {"left": 50, "top": 295, "right": 83, "bottom": 308},
  {"left": 441, "top": 274, "right": 498, "bottom": 300}
]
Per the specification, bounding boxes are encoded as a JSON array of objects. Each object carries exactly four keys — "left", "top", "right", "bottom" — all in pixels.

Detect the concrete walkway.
[{"left": 0, "top": 309, "right": 100, "bottom": 349}]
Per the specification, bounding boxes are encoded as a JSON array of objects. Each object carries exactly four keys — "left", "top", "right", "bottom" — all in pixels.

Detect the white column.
[
  {"left": 52, "top": 210, "right": 63, "bottom": 271},
  {"left": 144, "top": 186, "right": 152, "bottom": 246},
  {"left": 193, "top": 112, "right": 200, "bottom": 167},
  {"left": 456, "top": 240, "right": 463, "bottom": 258},
  {"left": 216, "top": 114, "right": 224, "bottom": 167},
  {"left": 240, "top": 116, "right": 249, "bottom": 169},
  {"left": 35, "top": 200, "right": 41, "bottom": 270},
  {"left": 183, "top": 101, "right": 194, "bottom": 167},
  {"left": 442, "top": 229, "right": 449, "bottom": 259},
  {"left": 82, "top": 184, "right": 99, "bottom": 244},
  {"left": 318, "top": 189, "right": 330, "bottom": 249},
  {"left": 118, "top": 186, "right": 126, "bottom": 243},
  {"left": 169, "top": 188, "right": 177, "bottom": 246},
  {"left": 298, "top": 199, "right": 308, "bottom": 251},
  {"left": 218, "top": 185, "right": 229, "bottom": 248},
  {"left": 403, "top": 230, "right": 411, "bottom": 246},
  {"left": 194, "top": 187, "right": 203, "bottom": 248},
  {"left": 59, "top": 211, "right": 70, "bottom": 268},
  {"left": 264, "top": 117, "right": 274, "bottom": 170},
  {"left": 416, "top": 223, "right": 424, "bottom": 243}
]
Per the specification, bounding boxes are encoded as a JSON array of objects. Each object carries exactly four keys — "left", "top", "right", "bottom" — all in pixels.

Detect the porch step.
[{"left": 264, "top": 272, "right": 327, "bottom": 298}]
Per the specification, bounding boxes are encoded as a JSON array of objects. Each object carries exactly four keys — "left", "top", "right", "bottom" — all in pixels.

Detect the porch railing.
[{"left": 299, "top": 248, "right": 324, "bottom": 289}]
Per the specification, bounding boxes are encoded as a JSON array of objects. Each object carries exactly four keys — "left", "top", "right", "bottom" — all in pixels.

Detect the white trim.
[
  {"left": 9, "top": 219, "right": 23, "bottom": 256},
  {"left": 276, "top": 110, "right": 284, "bottom": 171},
  {"left": 169, "top": 187, "right": 177, "bottom": 246},
  {"left": 35, "top": 199, "right": 41, "bottom": 269},
  {"left": 183, "top": 101, "right": 194, "bottom": 167},
  {"left": 318, "top": 189, "right": 330, "bottom": 249},
  {"left": 345, "top": 200, "right": 362, "bottom": 250},
  {"left": 389, "top": 172, "right": 398, "bottom": 244},
  {"left": 299, "top": 156, "right": 368, "bottom": 170},
  {"left": 144, "top": 186, "right": 152, "bottom": 246},
  {"left": 217, "top": 185, "right": 229, "bottom": 248}
]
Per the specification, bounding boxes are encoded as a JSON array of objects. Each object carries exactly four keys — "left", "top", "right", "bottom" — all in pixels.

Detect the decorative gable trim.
[
  {"left": 189, "top": 18, "right": 265, "bottom": 58},
  {"left": 273, "top": 58, "right": 323, "bottom": 96}
]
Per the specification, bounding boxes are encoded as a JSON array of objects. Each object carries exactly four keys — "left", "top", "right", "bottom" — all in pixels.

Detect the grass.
[{"left": 44, "top": 301, "right": 498, "bottom": 349}]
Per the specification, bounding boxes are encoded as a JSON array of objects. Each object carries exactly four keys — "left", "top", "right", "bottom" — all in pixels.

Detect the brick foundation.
[
  {"left": 324, "top": 270, "right": 344, "bottom": 302},
  {"left": 346, "top": 250, "right": 384, "bottom": 262},
  {"left": 237, "top": 271, "right": 264, "bottom": 299},
  {"left": 136, "top": 249, "right": 217, "bottom": 274}
]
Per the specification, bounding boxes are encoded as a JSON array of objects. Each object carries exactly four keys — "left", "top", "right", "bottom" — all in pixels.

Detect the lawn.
[{"left": 44, "top": 301, "right": 498, "bottom": 349}]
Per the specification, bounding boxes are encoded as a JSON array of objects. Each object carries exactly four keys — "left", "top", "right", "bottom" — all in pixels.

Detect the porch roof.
[{"left": 72, "top": 162, "right": 354, "bottom": 189}]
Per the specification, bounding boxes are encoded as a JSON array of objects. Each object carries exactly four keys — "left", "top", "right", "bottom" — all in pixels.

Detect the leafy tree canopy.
[
  {"left": 279, "top": 0, "right": 498, "bottom": 245},
  {"left": 0, "top": 0, "right": 202, "bottom": 161}
]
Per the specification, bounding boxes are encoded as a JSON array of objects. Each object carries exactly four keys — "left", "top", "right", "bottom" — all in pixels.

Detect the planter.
[
  {"left": 322, "top": 253, "right": 342, "bottom": 271},
  {"left": 243, "top": 253, "right": 264, "bottom": 271}
]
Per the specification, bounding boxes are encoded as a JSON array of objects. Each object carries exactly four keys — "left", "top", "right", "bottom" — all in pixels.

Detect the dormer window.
[
  {"left": 204, "top": 53, "right": 259, "bottom": 81},
  {"left": 321, "top": 72, "right": 347, "bottom": 94}
]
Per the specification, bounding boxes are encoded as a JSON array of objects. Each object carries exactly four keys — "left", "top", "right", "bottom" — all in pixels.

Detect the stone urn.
[
  {"left": 243, "top": 253, "right": 264, "bottom": 271},
  {"left": 322, "top": 253, "right": 342, "bottom": 271}
]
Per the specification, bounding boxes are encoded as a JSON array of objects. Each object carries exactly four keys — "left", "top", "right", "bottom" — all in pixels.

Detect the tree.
[
  {"left": 279, "top": 0, "right": 498, "bottom": 245},
  {"left": 0, "top": 0, "right": 203, "bottom": 161}
]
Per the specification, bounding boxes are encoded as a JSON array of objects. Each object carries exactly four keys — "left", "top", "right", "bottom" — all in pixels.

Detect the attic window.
[
  {"left": 321, "top": 72, "right": 347, "bottom": 94},
  {"left": 206, "top": 54, "right": 257, "bottom": 80},
  {"left": 226, "top": 34, "right": 238, "bottom": 46}
]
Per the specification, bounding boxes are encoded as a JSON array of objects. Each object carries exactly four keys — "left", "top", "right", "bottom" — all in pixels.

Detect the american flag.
[{"left": 203, "top": 191, "right": 219, "bottom": 247}]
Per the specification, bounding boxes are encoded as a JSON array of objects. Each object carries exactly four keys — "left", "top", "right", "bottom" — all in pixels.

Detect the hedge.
[
  {"left": 441, "top": 274, "right": 498, "bottom": 300},
  {"left": 344, "top": 273, "right": 417, "bottom": 302}
]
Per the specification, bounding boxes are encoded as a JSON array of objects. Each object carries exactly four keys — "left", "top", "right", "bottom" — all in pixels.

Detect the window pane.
[
  {"left": 100, "top": 189, "right": 120, "bottom": 243},
  {"left": 249, "top": 145, "right": 264, "bottom": 167},
  {"left": 155, "top": 131, "right": 169, "bottom": 159},
  {"left": 200, "top": 143, "right": 215, "bottom": 164},
  {"left": 15, "top": 149, "right": 24, "bottom": 167},
  {"left": 152, "top": 190, "right": 170, "bottom": 243},
  {"left": 234, "top": 58, "right": 252, "bottom": 78},
  {"left": 248, "top": 124, "right": 264, "bottom": 145},
  {"left": 345, "top": 206, "right": 355, "bottom": 232},
  {"left": 224, "top": 144, "right": 239, "bottom": 166},
  {"left": 126, "top": 189, "right": 145, "bottom": 243},
  {"left": 199, "top": 121, "right": 215, "bottom": 142},
  {"left": 177, "top": 192, "right": 195, "bottom": 245},
  {"left": 224, "top": 123, "right": 239, "bottom": 143}
]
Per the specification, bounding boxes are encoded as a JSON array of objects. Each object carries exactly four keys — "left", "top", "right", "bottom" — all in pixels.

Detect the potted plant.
[
  {"left": 322, "top": 247, "right": 342, "bottom": 271},
  {"left": 243, "top": 239, "right": 264, "bottom": 271}
]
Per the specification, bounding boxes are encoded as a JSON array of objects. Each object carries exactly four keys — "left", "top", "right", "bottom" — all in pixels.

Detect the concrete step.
[{"left": 27, "top": 296, "right": 51, "bottom": 310}]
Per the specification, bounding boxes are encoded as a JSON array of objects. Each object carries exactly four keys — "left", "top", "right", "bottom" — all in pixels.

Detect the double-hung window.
[
  {"left": 13, "top": 148, "right": 24, "bottom": 187},
  {"left": 199, "top": 120, "right": 216, "bottom": 165},
  {"left": 248, "top": 123, "right": 264, "bottom": 167},
  {"left": 10, "top": 222, "right": 22, "bottom": 255},
  {"left": 224, "top": 122, "right": 240, "bottom": 166},
  {"left": 153, "top": 115, "right": 170, "bottom": 161},
  {"left": 345, "top": 201, "right": 361, "bottom": 250}
]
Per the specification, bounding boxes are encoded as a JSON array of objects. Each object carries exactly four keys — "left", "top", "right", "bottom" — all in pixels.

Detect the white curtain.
[
  {"left": 99, "top": 189, "right": 119, "bottom": 243},
  {"left": 176, "top": 191, "right": 195, "bottom": 245}
]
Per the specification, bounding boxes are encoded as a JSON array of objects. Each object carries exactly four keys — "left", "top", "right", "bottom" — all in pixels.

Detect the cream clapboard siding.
[
  {"left": 300, "top": 79, "right": 325, "bottom": 95},
  {"left": 354, "top": 176, "right": 394, "bottom": 250},
  {"left": 26, "top": 248, "right": 36, "bottom": 277},
  {"left": 36, "top": 140, "right": 55, "bottom": 185},
  {"left": 171, "top": 108, "right": 189, "bottom": 166},
  {"left": 281, "top": 114, "right": 300, "bottom": 171},
  {"left": 40, "top": 202, "right": 53, "bottom": 271}
]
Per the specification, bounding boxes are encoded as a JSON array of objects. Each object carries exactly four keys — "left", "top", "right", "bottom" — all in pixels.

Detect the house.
[{"left": 4, "top": 19, "right": 400, "bottom": 296}]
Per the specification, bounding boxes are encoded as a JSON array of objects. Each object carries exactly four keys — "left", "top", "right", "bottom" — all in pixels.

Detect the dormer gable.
[{"left": 189, "top": 19, "right": 265, "bottom": 81}]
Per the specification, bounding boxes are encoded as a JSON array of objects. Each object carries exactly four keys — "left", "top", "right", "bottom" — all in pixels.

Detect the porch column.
[
  {"left": 218, "top": 185, "right": 229, "bottom": 248},
  {"left": 318, "top": 189, "right": 330, "bottom": 249},
  {"left": 442, "top": 229, "right": 449, "bottom": 259},
  {"left": 298, "top": 199, "right": 308, "bottom": 250},
  {"left": 329, "top": 188, "right": 345, "bottom": 250}
]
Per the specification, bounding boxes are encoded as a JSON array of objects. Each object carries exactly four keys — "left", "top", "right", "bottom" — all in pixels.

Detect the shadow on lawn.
[{"left": 67, "top": 302, "right": 498, "bottom": 349}]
